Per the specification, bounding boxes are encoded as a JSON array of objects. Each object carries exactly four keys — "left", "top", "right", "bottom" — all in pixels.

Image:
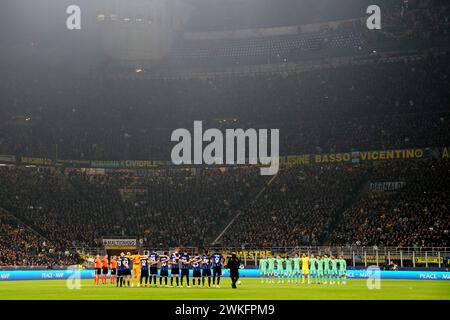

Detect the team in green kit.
[{"left": 258, "top": 253, "right": 347, "bottom": 285}]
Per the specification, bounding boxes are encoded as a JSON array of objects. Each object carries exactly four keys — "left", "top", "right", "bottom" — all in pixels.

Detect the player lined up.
[
  {"left": 94, "top": 250, "right": 225, "bottom": 288},
  {"left": 259, "top": 253, "right": 347, "bottom": 285}
]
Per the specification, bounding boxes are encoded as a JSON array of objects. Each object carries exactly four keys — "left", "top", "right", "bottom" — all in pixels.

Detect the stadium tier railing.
[
  {"left": 110, "top": 48, "right": 439, "bottom": 80},
  {"left": 207, "top": 246, "right": 450, "bottom": 269},
  {"left": 2, "top": 246, "right": 448, "bottom": 270}
]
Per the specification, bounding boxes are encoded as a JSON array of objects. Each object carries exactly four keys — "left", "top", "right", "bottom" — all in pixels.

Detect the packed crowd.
[
  {"left": 0, "top": 166, "right": 269, "bottom": 250},
  {"left": 220, "top": 159, "right": 450, "bottom": 248},
  {"left": 0, "top": 0, "right": 448, "bottom": 266},
  {"left": 219, "top": 164, "right": 367, "bottom": 247},
  {"left": 129, "top": 167, "right": 269, "bottom": 248},
  {"left": 0, "top": 213, "right": 81, "bottom": 267},
  {"left": 329, "top": 160, "right": 450, "bottom": 247},
  {"left": 0, "top": 167, "right": 125, "bottom": 248},
  {"left": 1, "top": 158, "right": 448, "bottom": 263}
]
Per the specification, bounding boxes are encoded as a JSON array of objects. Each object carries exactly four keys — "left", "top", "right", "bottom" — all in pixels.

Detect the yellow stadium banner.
[
  {"left": 236, "top": 250, "right": 273, "bottom": 259},
  {"left": 363, "top": 256, "right": 387, "bottom": 263},
  {"left": 359, "top": 149, "right": 424, "bottom": 161},
  {"left": 123, "top": 160, "right": 164, "bottom": 168},
  {"left": 314, "top": 152, "right": 351, "bottom": 164},
  {"left": 91, "top": 160, "right": 164, "bottom": 168},
  {"left": 415, "top": 257, "right": 444, "bottom": 264},
  {"left": 21, "top": 147, "right": 432, "bottom": 169},
  {"left": 21, "top": 156, "right": 53, "bottom": 166},
  {"left": 441, "top": 147, "right": 449, "bottom": 159},
  {"left": 102, "top": 239, "right": 137, "bottom": 250},
  {"left": 281, "top": 148, "right": 428, "bottom": 167},
  {"left": 282, "top": 155, "right": 311, "bottom": 166}
]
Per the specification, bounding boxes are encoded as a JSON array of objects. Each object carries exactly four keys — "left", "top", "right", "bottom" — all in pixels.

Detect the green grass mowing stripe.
[{"left": 0, "top": 279, "right": 449, "bottom": 300}]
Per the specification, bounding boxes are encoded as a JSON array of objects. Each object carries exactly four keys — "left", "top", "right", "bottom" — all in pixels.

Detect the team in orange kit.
[
  {"left": 110, "top": 256, "right": 117, "bottom": 284},
  {"left": 101, "top": 256, "right": 109, "bottom": 284},
  {"left": 94, "top": 255, "right": 102, "bottom": 285},
  {"left": 93, "top": 250, "right": 219, "bottom": 288}
]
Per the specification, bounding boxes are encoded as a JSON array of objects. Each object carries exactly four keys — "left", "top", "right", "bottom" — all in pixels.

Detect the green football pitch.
[{"left": 0, "top": 278, "right": 449, "bottom": 300}]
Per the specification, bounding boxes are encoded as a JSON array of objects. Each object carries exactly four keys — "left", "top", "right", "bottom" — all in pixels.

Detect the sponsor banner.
[
  {"left": 81, "top": 168, "right": 106, "bottom": 175},
  {"left": 1, "top": 269, "right": 450, "bottom": 281},
  {"left": 55, "top": 159, "right": 91, "bottom": 168},
  {"left": 235, "top": 250, "right": 273, "bottom": 260},
  {"left": 431, "top": 146, "right": 450, "bottom": 159},
  {"left": 21, "top": 156, "right": 53, "bottom": 166},
  {"left": 361, "top": 256, "right": 387, "bottom": 264},
  {"left": 281, "top": 148, "right": 427, "bottom": 166},
  {"left": 122, "top": 160, "right": 165, "bottom": 168},
  {"left": 15, "top": 147, "right": 436, "bottom": 169},
  {"left": 284, "top": 155, "right": 311, "bottom": 166},
  {"left": 441, "top": 147, "right": 450, "bottom": 159},
  {"left": 102, "top": 238, "right": 137, "bottom": 248},
  {"left": 16, "top": 147, "right": 434, "bottom": 169},
  {"left": 414, "top": 257, "right": 444, "bottom": 264},
  {"left": 91, "top": 160, "right": 166, "bottom": 169},
  {"left": 358, "top": 148, "right": 426, "bottom": 162},
  {"left": 369, "top": 181, "right": 406, "bottom": 192},
  {"left": 0, "top": 154, "right": 16, "bottom": 163},
  {"left": 0, "top": 269, "right": 95, "bottom": 281},
  {"left": 91, "top": 160, "right": 121, "bottom": 168},
  {"left": 346, "top": 270, "right": 450, "bottom": 280},
  {"left": 313, "top": 152, "right": 352, "bottom": 164}
]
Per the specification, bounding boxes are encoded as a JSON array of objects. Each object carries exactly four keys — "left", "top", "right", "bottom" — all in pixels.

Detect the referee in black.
[{"left": 226, "top": 252, "right": 241, "bottom": 289}]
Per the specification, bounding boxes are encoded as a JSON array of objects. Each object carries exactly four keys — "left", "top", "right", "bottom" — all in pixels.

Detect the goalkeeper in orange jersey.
[
  {"left": 127, "top": 251, "right": 147, "bottom": 287},
  {"left": 131, "top": 253, "right": 142, "bottom": 287}
]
